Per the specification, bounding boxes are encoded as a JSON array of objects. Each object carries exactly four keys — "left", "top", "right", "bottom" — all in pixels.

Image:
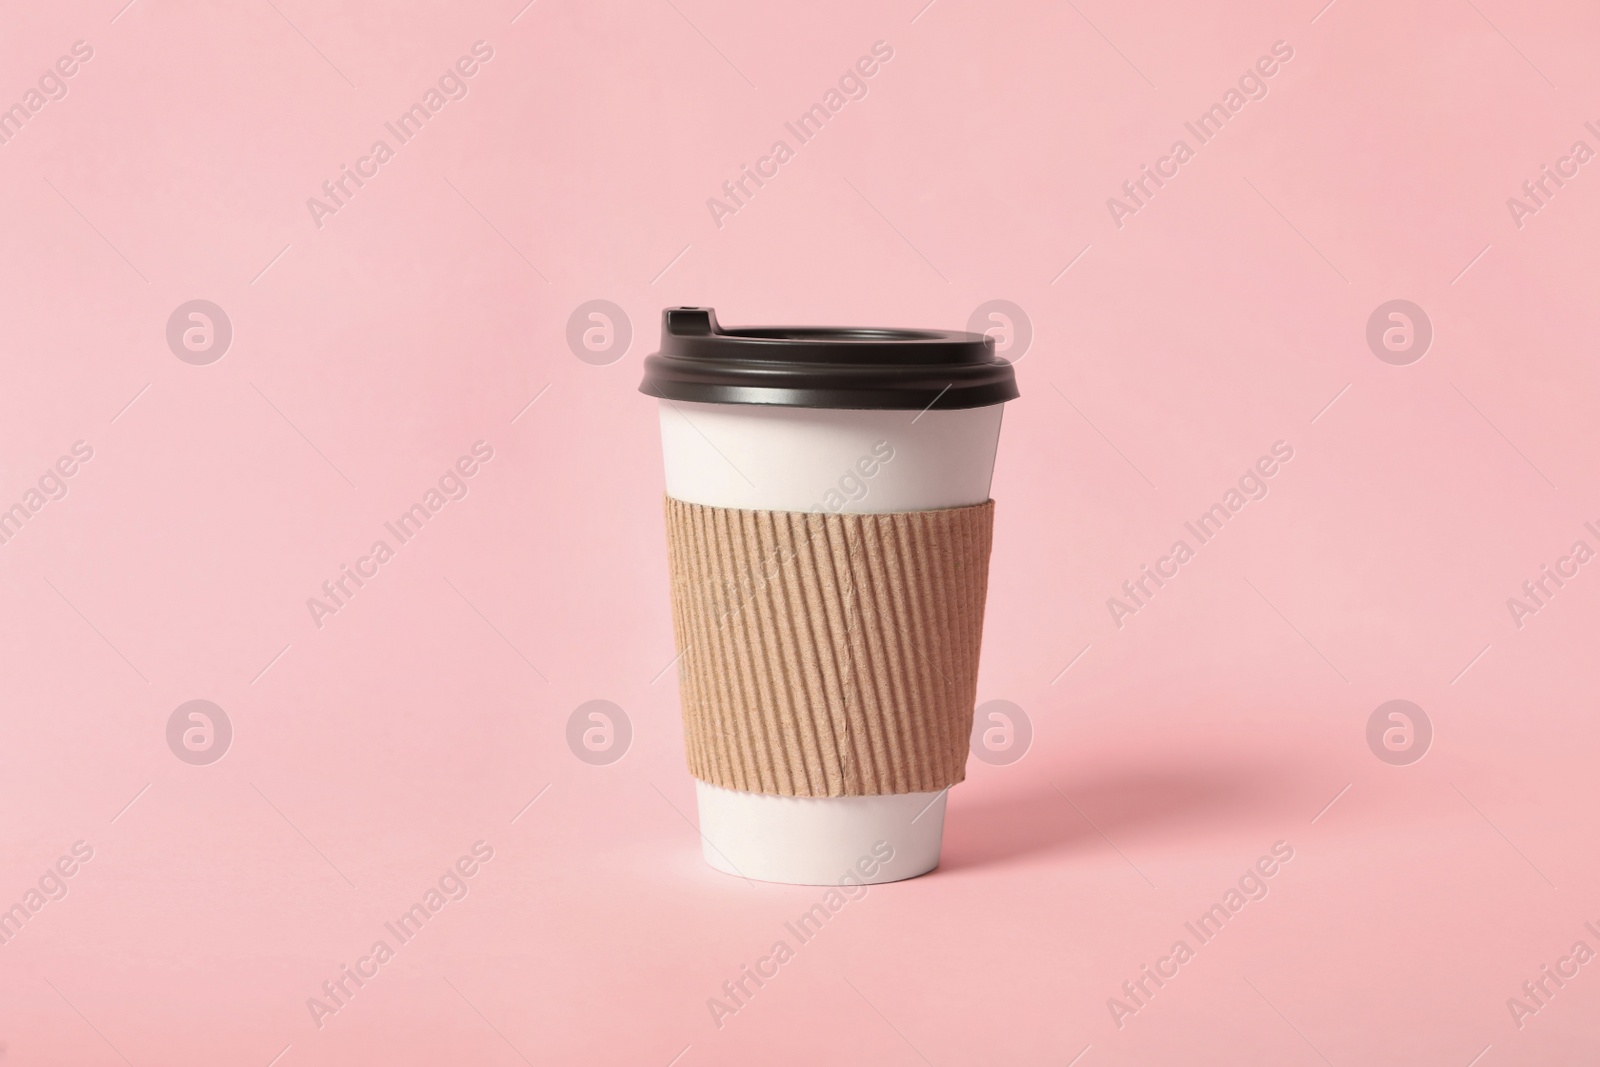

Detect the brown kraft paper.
[{"left": 663, "top": 496, "right": 995, "bottom": 798}]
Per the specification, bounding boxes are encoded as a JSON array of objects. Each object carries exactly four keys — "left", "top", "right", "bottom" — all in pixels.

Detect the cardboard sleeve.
[{"left": 664, "top": 496, "right": 994, "bottom": 798}]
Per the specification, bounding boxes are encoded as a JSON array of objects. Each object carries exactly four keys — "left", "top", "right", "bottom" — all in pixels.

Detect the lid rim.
[
  {"left": 640, "top": 381, "right": 1020, "bottom": 411},
  {"left": 640, "top": 307, "right": 1020, "bottom": 411}
]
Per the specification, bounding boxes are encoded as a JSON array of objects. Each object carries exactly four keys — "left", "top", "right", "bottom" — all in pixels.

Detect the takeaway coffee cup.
[{"left": 640, "top": 307, "right": 1018, "bottom": 885}]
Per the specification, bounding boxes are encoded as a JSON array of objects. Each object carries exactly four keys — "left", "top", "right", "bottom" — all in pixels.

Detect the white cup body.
[{"left": 658, "top": 399, "right": 1003, "bottom": 884}]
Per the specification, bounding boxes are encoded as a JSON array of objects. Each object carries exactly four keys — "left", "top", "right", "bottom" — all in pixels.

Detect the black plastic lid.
[{"left": 638, "top": 307, "right": 1020, "bottom": 410}]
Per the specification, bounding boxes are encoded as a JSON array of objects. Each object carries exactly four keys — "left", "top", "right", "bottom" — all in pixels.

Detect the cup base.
[{"left": 693, "top": 780, "right": 946, "bottom": 886}]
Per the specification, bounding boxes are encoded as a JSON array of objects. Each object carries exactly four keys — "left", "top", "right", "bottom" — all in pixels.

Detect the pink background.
[{"left": 2, "top": 0, "right": 1598, "bottom": 1063}]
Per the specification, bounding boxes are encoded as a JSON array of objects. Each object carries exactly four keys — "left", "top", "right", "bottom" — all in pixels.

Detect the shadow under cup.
[{"left": 641, "top": 307, "right": 1018, "bottom": 885}]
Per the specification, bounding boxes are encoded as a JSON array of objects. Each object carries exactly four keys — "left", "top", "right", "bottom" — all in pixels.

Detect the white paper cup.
[{"left": 642, "top": 308, "right": 1017, "bottom": 885}]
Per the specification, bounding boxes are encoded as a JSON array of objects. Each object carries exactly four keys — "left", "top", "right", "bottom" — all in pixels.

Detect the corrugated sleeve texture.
[{"left": 664, "top": 496, "right": 994, "bottom": 798}]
